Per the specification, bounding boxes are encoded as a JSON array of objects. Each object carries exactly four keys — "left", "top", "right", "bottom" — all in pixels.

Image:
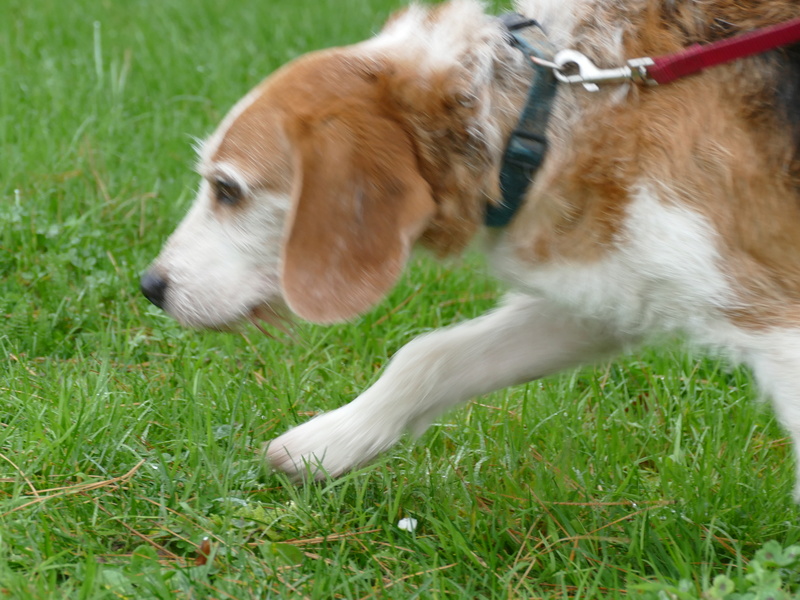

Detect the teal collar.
[{"left": 486, "top": 15, "right": 558, "bottom": 227}]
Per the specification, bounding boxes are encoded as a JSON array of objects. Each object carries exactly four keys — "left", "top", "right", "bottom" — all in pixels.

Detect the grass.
[{"left": 2, "top": 0, "right": 799, "bottom": 598}]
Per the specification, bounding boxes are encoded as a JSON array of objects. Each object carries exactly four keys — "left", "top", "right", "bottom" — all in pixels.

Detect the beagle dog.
[{"left": 142, "top": 0, "right": 800, "bottom": 497}]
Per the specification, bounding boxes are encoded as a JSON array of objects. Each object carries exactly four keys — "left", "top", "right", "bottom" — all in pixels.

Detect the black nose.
[{"left": 140, "top": 270, "right": 168, "bottom": 309}]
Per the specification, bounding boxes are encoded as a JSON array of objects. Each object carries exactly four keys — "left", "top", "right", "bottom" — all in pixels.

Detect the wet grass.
[{"left": 2, "top": 0, "right": 799, "bottom": 597}]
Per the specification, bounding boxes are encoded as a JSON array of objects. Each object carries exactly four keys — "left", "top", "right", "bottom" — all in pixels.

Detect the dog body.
[{"left": 142, "top": 0, "right": 800, "bottom": 495}]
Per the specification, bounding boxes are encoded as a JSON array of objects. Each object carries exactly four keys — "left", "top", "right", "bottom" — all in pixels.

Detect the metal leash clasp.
[{"left": 552, "top": 50, "right": 655, "bottom": 91}]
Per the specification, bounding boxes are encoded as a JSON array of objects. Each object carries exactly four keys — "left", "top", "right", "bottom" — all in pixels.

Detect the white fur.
[
  {"left": 515, "top": 0, "right": 584, "bottom": 46},
  {"left": 363, "top": 0, "right": 498, "bottom": 70},
  {"left": 492, "top": 185, "right": 736, "bottom": 338},
  {"left": 745, "top": 331, "right": 800, "bottom": 500},
  {"left": 153, "top": 178, "right": 289, "bottom": 328}
]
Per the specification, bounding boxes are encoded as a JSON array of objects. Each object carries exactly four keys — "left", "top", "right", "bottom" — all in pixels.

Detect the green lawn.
[{"left": 2, "top": 0, "right": 799, "bottom": 598}]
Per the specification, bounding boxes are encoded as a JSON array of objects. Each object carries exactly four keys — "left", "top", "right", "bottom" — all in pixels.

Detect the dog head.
[{"left": 141, "top": 49, "right": 440, "bottom": 328}]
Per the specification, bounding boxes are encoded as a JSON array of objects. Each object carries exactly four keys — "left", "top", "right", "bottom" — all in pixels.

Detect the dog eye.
[{"left": 213, "top": 179, "right": 243, "bottom": 206}]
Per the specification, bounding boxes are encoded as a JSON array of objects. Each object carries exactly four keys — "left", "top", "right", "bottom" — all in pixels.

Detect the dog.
[{"left": 141, "top": 0, "right": 800, "bottom": 497}]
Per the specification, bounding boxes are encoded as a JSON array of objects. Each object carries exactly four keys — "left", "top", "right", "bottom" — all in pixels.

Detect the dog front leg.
[
  {"left": 267, "top": 294, "right": 624, "bottom": 480},
  {"left": 744, "top": 336, "right": 800, "bottom": 502}
]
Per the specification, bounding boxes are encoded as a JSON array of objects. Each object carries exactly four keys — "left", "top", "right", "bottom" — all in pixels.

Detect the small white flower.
[{"left": 397, "top": 517, "right": 418, "bottom": 532}]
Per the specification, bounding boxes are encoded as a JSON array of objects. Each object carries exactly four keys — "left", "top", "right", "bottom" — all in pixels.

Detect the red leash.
[
  {"left": 649, "top": 17, "right": 800, "bottom": 85},
  {"left": 551, "top": 16, "right": 800, "bottom": 89}
]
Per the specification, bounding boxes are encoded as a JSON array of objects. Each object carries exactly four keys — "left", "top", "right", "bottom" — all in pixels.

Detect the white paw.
[{"left": 265, "top": 406, "right": 402, "bottom": 481}]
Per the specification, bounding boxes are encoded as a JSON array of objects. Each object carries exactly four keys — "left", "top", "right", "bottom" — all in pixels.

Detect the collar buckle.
[{"left": 553, "top": 50, "right": 656, "bottom": 91}]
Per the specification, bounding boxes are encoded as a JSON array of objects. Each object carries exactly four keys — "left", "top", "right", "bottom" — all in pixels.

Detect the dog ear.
[{"left": 282, "top": 106, "right": 435, "bottom": 324}]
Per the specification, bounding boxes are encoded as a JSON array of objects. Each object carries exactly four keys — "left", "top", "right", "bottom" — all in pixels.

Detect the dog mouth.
[
  {"left": 246, "top": 302, "right": 293, "bottom": 338},
  {"left": 174, "top": 301, "right": 292, "bottom": 336}
]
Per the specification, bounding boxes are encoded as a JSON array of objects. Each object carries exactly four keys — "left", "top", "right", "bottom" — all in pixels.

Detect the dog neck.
[{"left": 362, "top": 2, "right": 547, "bottom": 255}]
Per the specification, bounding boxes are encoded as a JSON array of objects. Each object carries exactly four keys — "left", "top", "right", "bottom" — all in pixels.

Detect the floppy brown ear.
[{"left": 282, "top": 106, "right": 435, "bottom": 324}]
